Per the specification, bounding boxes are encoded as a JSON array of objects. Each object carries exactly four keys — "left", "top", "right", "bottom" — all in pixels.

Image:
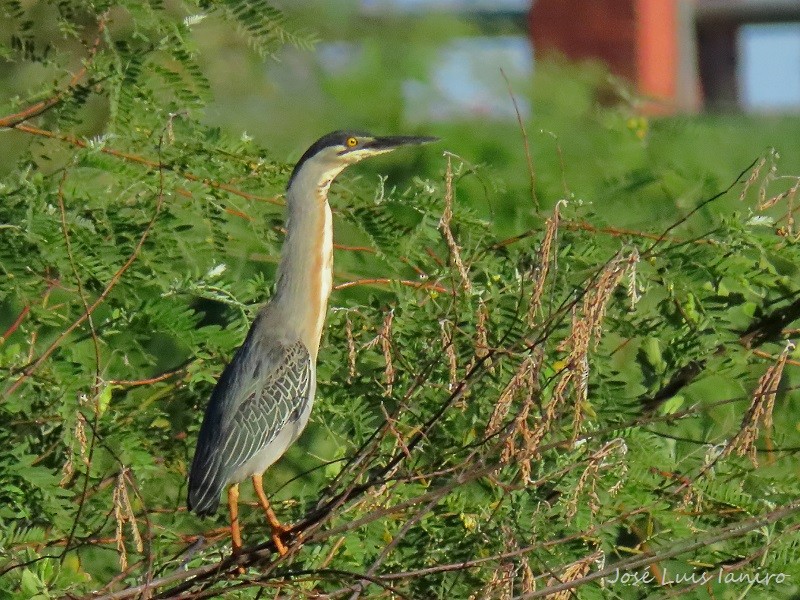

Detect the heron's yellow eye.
[{"left": 346, "top": 137, "right": 358, "bottom": 148}]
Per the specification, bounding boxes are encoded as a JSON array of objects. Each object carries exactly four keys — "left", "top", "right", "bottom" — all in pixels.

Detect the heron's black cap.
[{"left": 288, "top": 130, "right": 438, "bottom": 188}]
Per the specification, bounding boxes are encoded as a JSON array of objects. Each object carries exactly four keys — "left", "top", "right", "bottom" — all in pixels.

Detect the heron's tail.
[
  {"left": 187, "top": 480, "right": 223, "bottom": 516},
  {"left": 187, "top": 448, "right": 225, "bottom": 516}
]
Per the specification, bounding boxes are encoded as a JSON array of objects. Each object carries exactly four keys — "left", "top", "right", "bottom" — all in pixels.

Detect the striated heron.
[{"left": 187, "top": 130, "right": 436, "bottom": 557}]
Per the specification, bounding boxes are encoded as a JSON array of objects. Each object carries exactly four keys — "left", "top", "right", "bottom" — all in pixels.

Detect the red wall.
[
  {"left": 529, "top": 0, "right": 638, "bottom": 81},
  {"left": 529, "top": 0, "right": 682, "bottom": 112}
]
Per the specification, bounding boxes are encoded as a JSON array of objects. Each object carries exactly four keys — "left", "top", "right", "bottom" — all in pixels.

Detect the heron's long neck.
[{"left": 272, "top": 171, "right": 335, "bottom": 359}]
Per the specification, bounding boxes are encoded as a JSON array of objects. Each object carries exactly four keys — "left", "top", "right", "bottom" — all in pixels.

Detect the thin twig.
[
  {"left": 332, "top": 278, "right": 447, "bottom": 293},
  {"left": 0, "top": 14, "right": 107, "bottom": 129},
  {"left": 500, "top": 67, "right": 538, "bottom": 211},
  {"left": 3, "top": 137, "right": 171, "bottom": 400}
]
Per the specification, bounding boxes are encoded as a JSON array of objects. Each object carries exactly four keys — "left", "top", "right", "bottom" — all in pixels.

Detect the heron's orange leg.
[
  {"left": 227, "top": 483, "right": 243, "bottom": 556},
  {"left": 252, "top": 473, "right": 289, "bottom": 556}
]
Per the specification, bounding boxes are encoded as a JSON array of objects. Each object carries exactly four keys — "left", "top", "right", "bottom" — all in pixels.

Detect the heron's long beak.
[{"left": 365, "top": 135, "right": 439, "bottom": 151}]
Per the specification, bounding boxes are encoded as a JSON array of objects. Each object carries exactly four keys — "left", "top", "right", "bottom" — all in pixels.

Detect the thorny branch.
[
  {"left": 2, "top": 130, "right": 170, "bottom": 399},
  {"left": 12, "top": 124, "right": 283, "bottom": 207},
  {"left": 0, "top": 14, "right": 107, "bottom": 130}
]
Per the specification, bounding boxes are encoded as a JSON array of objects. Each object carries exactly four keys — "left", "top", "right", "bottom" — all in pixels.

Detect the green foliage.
[{"left": 1, "top": 2, "right": 800, "bottom": 599}]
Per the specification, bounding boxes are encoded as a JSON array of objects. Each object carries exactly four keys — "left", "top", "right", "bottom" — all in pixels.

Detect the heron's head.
[{"left": 287, "top": 130, "right": 438, "bottom": 191}]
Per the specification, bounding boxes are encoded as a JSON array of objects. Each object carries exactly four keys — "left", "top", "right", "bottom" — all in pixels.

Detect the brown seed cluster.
[{"left": 724, "top": 341, "right": 794, "bottom": 466}]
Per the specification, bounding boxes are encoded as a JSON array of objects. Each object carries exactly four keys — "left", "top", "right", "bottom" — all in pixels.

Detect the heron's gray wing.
[
  {"left": 188, "top": 334, "right": 311, "bottom": 515},
  {"left": 216, "top": 341, "right": 311, "bottom": 471}
]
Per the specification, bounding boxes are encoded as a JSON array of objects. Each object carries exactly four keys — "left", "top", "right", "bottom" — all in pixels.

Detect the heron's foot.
[{"left": 270, "top": 522, "right": 291, "bottom": 556}]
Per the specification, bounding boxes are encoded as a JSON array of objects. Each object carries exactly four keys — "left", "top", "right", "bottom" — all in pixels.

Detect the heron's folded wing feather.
[{"left": 216, "top": 341, "right": 312, "bottom": 477}]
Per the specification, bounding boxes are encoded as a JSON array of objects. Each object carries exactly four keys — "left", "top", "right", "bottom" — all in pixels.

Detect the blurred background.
[
  {"left": 4, "top": 0, "right": 800, "bottom": 237},
  {"left": 216, "top": 0, "right": 800, "bottom": 234},
  {"left": 212, "top": 0, "right": 800, "bottom": 131},
  {"left": 195, "top": 0, "right": 800, "bottom": 234}
]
